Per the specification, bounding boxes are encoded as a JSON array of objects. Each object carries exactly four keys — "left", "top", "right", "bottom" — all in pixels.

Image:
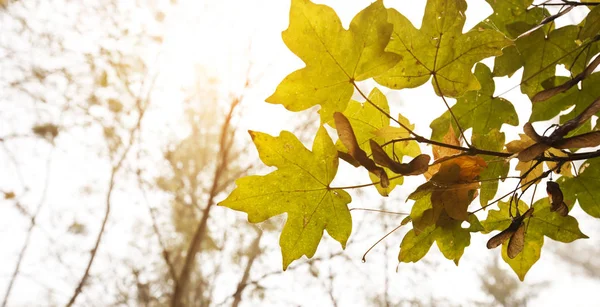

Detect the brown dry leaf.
[
  {"left": 554, "top": 131, "right": 600, "bottom": 149},
  {"left": 370, "top": 139, "right": 430, "bottom": 176},
  {"left": 428, "top": 158, "right": 485, "bottom": 221},
  {"left": 486, "top": 207, "right": 534, "bottom": 259},
  {"left": 334, "top": 112, "right": 389, "bottom": 187},
  {"left": 518, "top": 143, "right": 550, "bottom": 162},
  {"left": 546, "top": 181, "right": 569, "bottom": 217}
]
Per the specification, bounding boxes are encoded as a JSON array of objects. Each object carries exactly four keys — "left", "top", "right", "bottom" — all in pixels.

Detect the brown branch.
[
  {"left": 137, "top": 177, "right": 178, "bottom": 284},
  {"left": 65, "top": 74, "right": 156, "bottom": 307},
  {"left": 2, "top": 151, "right": 53, "bottom": 307},
  {"left": 231, "top": 228, "right": 263, "bottom": 307},
  {"left": 535, "top": 1, "right": 600, "bottom": 6},
  {"left": 170, "top": 96, "right": 241, "bottom": 307}
]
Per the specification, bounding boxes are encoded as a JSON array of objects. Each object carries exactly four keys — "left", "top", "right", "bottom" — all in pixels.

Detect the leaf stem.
[{"left": 432, "top": 74, "right": 471, "bottom": 148}]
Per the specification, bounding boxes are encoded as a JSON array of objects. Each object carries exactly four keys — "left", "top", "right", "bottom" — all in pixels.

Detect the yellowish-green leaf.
[
  {"left": 219, "top": 127, "right": 352, "bottom": 269},
  {"left": 430, "top": 63, "right": 518, "bottom": 142},
  {"left": 338, "top": 88, "right": 420, "bottom": 196},
  {"left": 473, "top": 129, "right": 510, "bottom": 206},
  {"left": 559, "top": 159, "right": 600, "bottom": 218},
  {"left": 375, "top": 0, "right": 511, "bottom": 97},
  {"left": 398, "top": 225, "right": 436, "bottom": 263},
  {"left": 267, "top": 0, "right": 400, "bottom": 122}
]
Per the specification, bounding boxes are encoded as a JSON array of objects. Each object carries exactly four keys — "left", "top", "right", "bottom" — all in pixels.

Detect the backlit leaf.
[
  {"left": 267, "top": 0, "right": 399, "bottom": 121},
  {"left": 375, "top": 0, "right": 511, "bottom": 97},
  {"left": 219, "top": 127, "right": 352, "bottom": 269},
  {"left": 430, "top": 63, "right": 518, "bottom": 142}
]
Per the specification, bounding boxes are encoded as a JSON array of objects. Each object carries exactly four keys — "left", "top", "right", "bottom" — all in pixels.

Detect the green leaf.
[
  {"left": 219, "top": 127, "right": 352, "bottom": 269},
  {"left": 435, "top": 217, "right": 471, "bottom": 264},
  {"left": 398, "top": 225, "right": 436, "bottom": 263},
  {"left": 338, "top": 88, "right": 420, "bottom": 196},
  {"left": 482, "top": 201, "right": 529, "bottom": 234},
  {"left": 531, "top": 73, "right": 600, "bottom": 124},
  {"left": 430, "top": 63, "right": 518, "bottom": 142},
  {"left": 483, "top": 198, "right": 587, "bottom": 280},
  {"left": 501, "top": 228, "right": 542, "bottom": 281},
  {"left": 479, "top": 0, "right": 547, "bottom": 39},
  {"left": 466, "top": 214, "right": 484, "bottom": 232},
  {"left": 517, "top": 26, "right": 581, "bottom": 98},
  {"left": 493, "top": 45, "right": 524, "bottom": 77},
  {"left": 472, "top": 129, "right": 509, "bottom": 207},
  {"left": 374, "top": 0, "right": 511, "bottom": 97},
  {"left": 267, "top": 0, "right": 399, "bottom": 122},
  {"left": 530, "top": 198, "right": 588, "bottom": 242},
  {"left": 581, "top": 5, "right": 600, "bottom": 40},
  {"left": 559, "top": 159, "right": 600, "bottom": 218}
]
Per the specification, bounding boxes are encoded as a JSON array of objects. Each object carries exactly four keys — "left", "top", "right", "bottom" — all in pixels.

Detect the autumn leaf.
[
  {"left": 267, "top": 0, "right": 399, "bottom": 122},
  {"left": 337, "top": 88, "right": 420, "bottom": 196},
  {"left": 375, "top": 0, "right": 511, "bottom": 97},
  {"left": 334, "top": 112, "right": 389, "bottom": 188},
  {"left": 430, "top": 63, "right": 518, "bottom": 142},
  {"left": 219, "top": 127, "right": 352, "bottom": 269}
]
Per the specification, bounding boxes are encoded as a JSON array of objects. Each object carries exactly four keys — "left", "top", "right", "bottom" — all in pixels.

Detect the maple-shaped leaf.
[
  {"left": 337, "top": 88, "right": 420, "bottom": 196},
  {"left": 374, "top": 0, "right": 511, "bottom": 97},
  {"left": 400, "top": 197, "right": 480, "bottom": 264},
  {"left": 430, "top": 63, "right": 518, "bottom": 142},
  {"left": 559, "top": 159, "right": 600, "bottom": 218},
  {"left": 482, "top": 199, "right": 587, "bottom": 280},
  {"left": 267, "top": 0, "right": 399, "bottom": 122},
  {"left": 219, "top": 127, "right": 352, "bottom": 269}
]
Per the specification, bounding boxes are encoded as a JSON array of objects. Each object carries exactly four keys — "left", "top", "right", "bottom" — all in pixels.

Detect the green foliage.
[{"left": 220, "top": 0, "right": 600, "bottom": 279}]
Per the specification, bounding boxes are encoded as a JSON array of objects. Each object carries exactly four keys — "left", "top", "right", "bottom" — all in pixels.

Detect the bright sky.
[{"left": 1, "top": 0, "right": 600, "bottom": 306}]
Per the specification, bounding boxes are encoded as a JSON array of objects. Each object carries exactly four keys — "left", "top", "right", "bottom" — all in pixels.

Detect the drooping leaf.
[
  {"left": 430, "top": 63, "right": 518, "bottom": 142},
  {"left": 338, "top": 88, "right": 420, "bottom": 195},
  {"left": 371, "top": 140, "right": 430, "bottom": 176},
  {"left": 334, "top": 112, "right": 389, "bottom": 188},
  {"left": 267, "top": 0, "right": 400, "bottom": 121},
  {"left": 375, "top": 0, "right": 511, "bottom": 97},
  {"left": 559, "top": 159, "right": 600, "bottom": 218},
  {"left": 219, "top": 127, "right": 352, "bottom": 269}
]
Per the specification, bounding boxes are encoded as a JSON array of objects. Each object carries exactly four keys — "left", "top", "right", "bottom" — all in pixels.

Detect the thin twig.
[{"left": 2, "top": 149, "right": 54, "bottom": 307}]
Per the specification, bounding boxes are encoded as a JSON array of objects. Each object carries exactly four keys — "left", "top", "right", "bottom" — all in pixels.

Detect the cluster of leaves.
[{"left": 220, "top": 0, "right": 600, "bottom": 280}]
